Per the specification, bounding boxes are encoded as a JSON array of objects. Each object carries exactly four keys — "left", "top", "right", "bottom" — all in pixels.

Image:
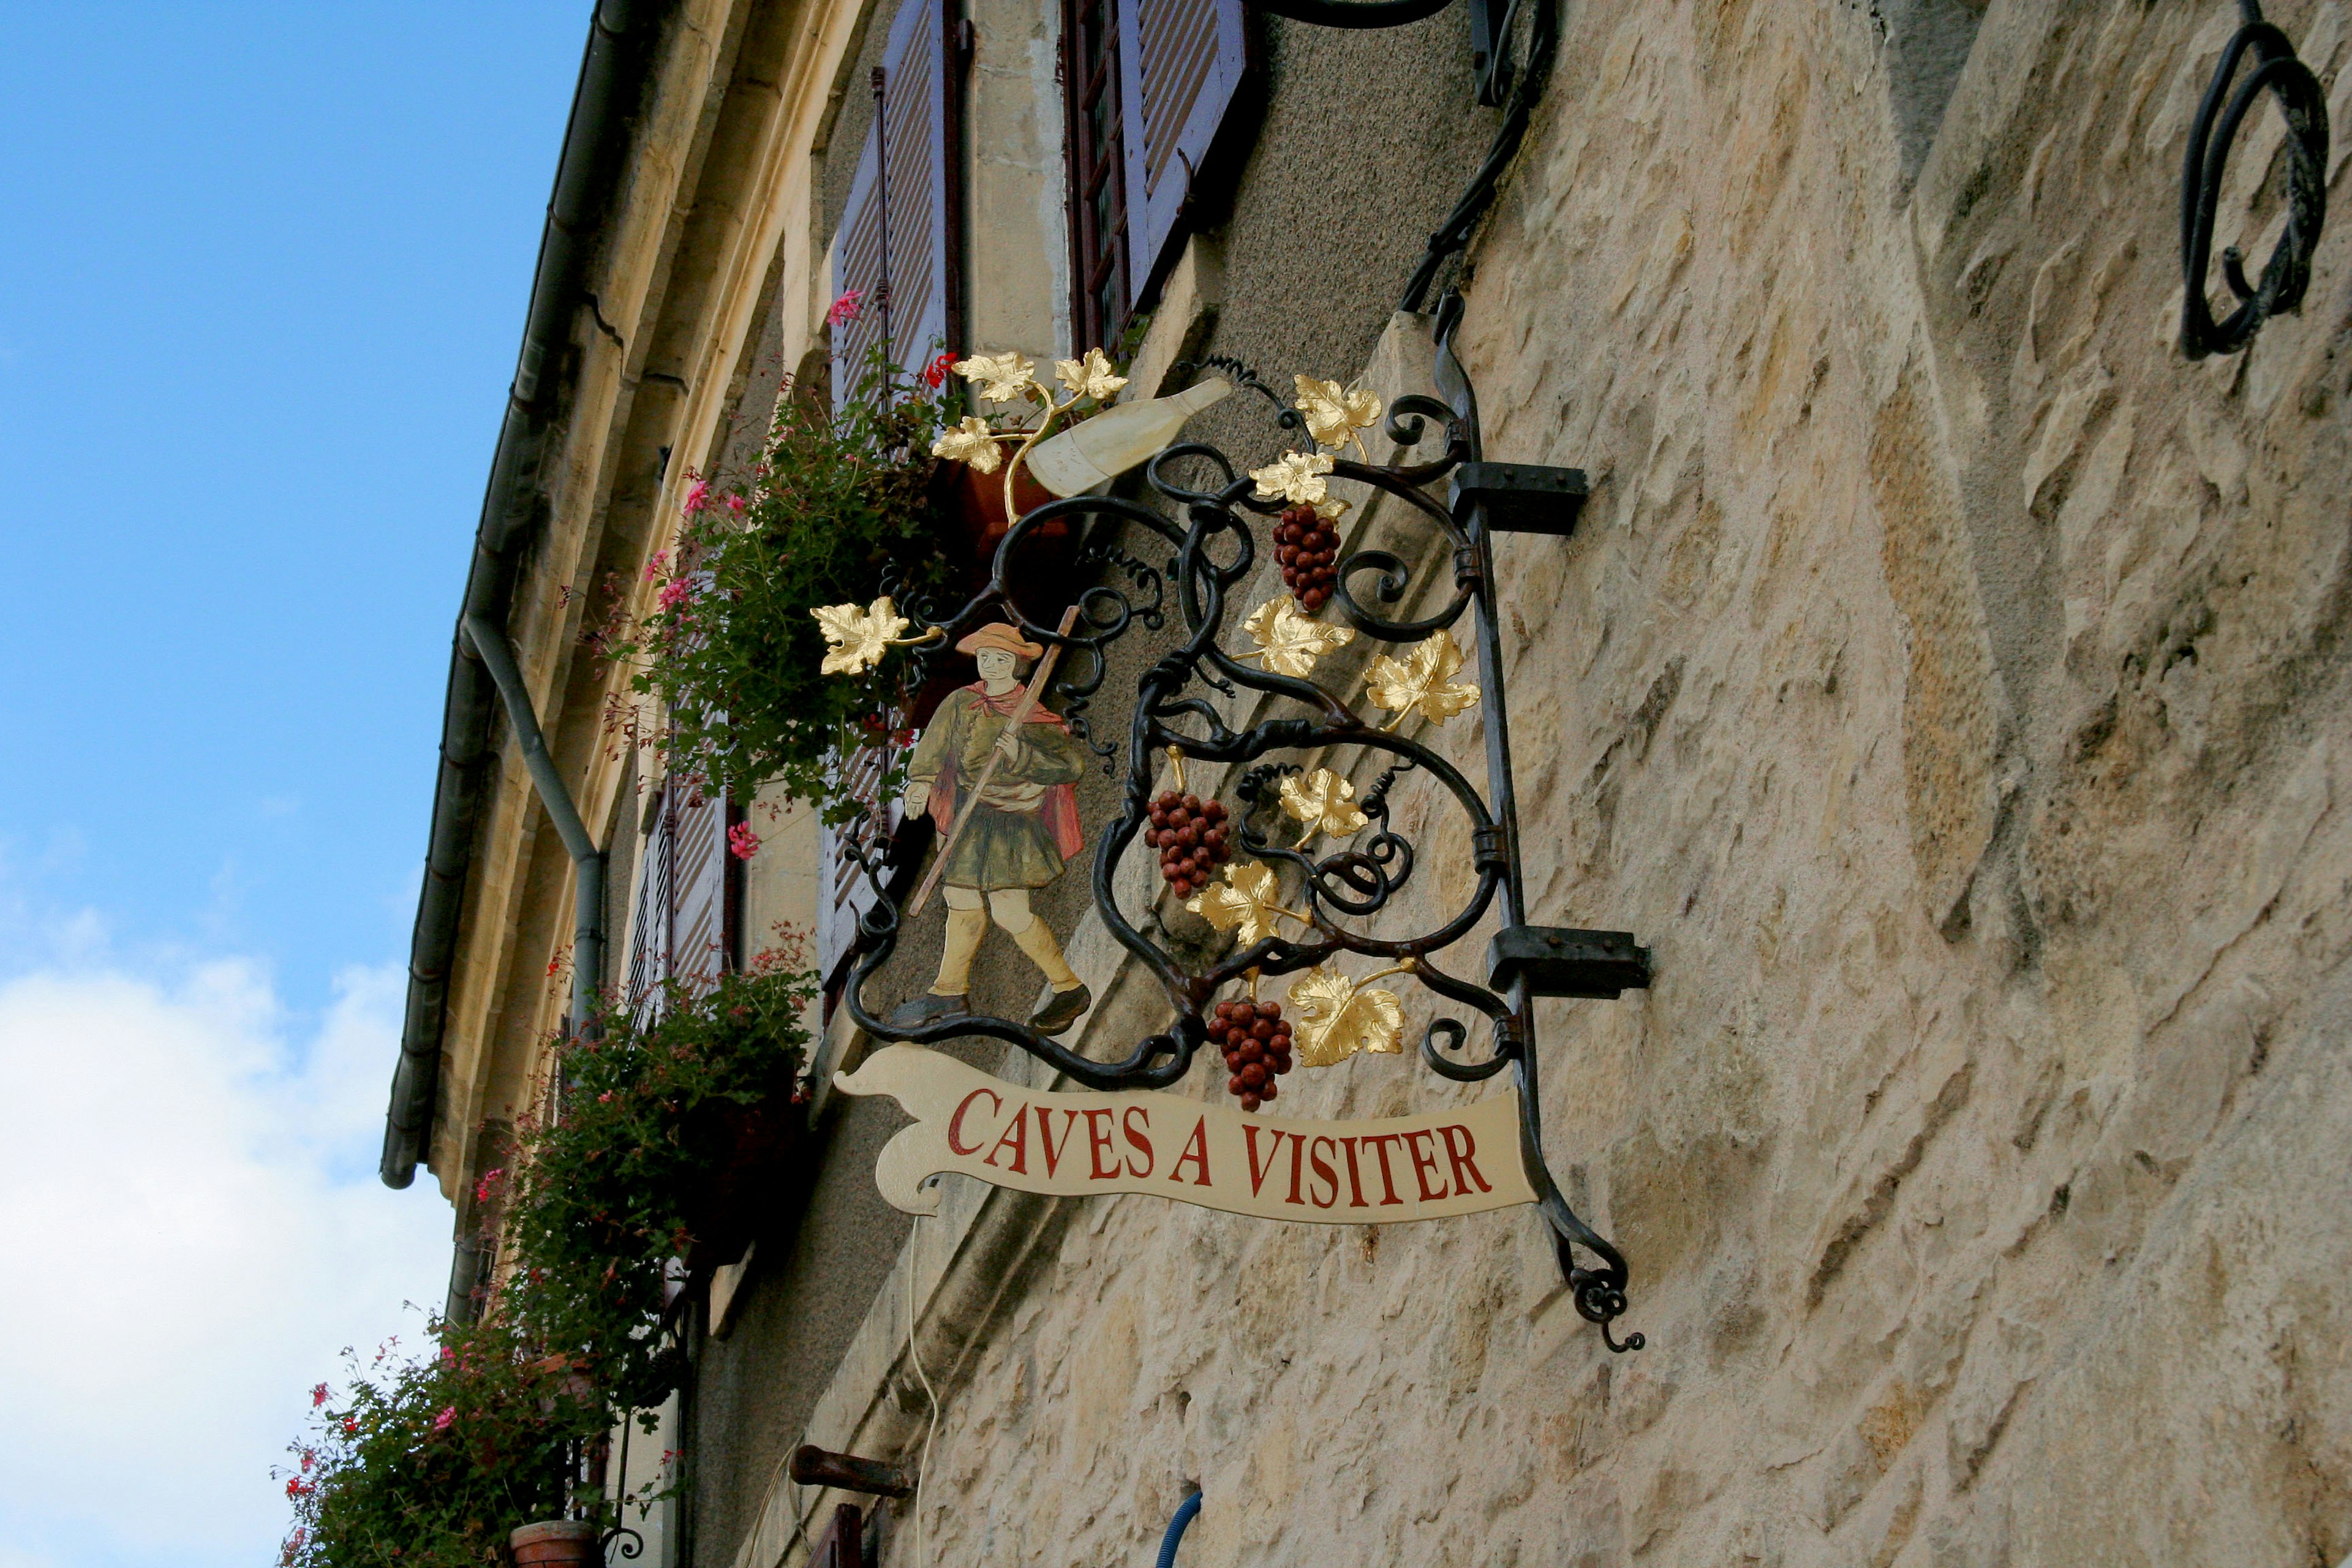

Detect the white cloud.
[{"left": 0, "top": 955, "right": 451, "bottom": 1568}]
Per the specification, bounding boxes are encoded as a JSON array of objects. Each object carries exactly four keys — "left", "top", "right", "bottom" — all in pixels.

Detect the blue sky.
[{"left": 0, "top": 7, "right": 587, "bottom": 1566}]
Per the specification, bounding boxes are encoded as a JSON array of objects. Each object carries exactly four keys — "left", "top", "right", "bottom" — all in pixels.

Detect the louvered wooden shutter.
[
  {"left": 627, "top": 780, "right": 732, "bottom": 1013},
  {"left": 1116, "top": 0, "right": 1246, "bottom": 298},
  {"left": 816, "top": 746, "right": 897, "bottom": 984},
  {"left": 830, "top": 0, "right": 954, "bottom": 403},
  {"left": 627, "top": 792, "right": 676, "bottom": 1020},
  {"left": 669, "top": 784, "right": 729, "bottom": 996}
]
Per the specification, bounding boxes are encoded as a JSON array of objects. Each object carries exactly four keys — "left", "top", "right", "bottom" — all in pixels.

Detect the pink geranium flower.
[
  {"left": 432, "top": 1406, "right": 456, "bottom": 1432},
  {"left": 826, "top": 288, "right": 865, "bottom": 326},
  {"left": 658, "top": 578, "right": 695, "bottom": 610},
  {"left": 728, "top": 821, "right": 760, "bottom": 861},
  {"left": 682, "top": 477, "right": 711, "bottom": 514},
  {"left": 641, "top": 549, "right": 669, "bottom": 584},
  {"left": 311, "top": 1382, "right": 329, "bottom": 1408}
]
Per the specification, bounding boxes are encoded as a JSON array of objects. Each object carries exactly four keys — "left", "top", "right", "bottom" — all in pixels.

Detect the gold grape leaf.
[
  {"left": 1054, "top": 347, "right": 1127, "bottom": 402},
  {"left": 1248, "top": 449, "right": 1335, "bottom": 506},
  {"left": 1287, "top": 965, "right": 1406, "bottom": 1067},
  {"left": 1293, "top": 374, "right": 1382, "bottom": 451},
  {"left": 1185, "top": 861, "right": 1292, "bottom": 948},
  {"left": 812, "top": 597, "right": 911, "bottom": 676},
  {"left": 1364, "top": 632, "right": 1480, "bottom": 729},
  {"left": 930, "top": 415, "right": 1003, "bottom": 473},
  {"left": 1279, "top": 768, "right": 1368, "bottom": 845},
  {"left": 1242, "top": 594, "right": 1355, "bottom": 678},
  {"left": 954, "top": 350, "right": 1038, "bottom": 403}
]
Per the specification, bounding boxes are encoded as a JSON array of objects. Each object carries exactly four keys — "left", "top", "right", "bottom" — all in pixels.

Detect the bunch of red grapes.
[
  {"left": 1275, "top": 503, "right": 1341, "bottom": 612},
  {"left": 1210, "top": 998, "right": 1294, "bottom": 1112},
  {"left": 1147, "top": 790, "right": 1229, "bottom": 898}
]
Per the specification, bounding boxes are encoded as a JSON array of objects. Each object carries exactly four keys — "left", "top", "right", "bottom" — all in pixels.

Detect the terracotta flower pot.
[{"left": 510, "top": 1519, "right": 598, "bottom": 1567}]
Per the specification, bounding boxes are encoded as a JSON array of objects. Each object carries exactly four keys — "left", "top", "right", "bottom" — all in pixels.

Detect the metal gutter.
[{"left": 380, "top": 0, "right": 661, "bottom": 1190}]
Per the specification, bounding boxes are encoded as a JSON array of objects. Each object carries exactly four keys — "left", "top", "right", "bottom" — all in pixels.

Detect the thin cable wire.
[{"left": 907, "top": 1211, "right": 941, "bottom": 1568}]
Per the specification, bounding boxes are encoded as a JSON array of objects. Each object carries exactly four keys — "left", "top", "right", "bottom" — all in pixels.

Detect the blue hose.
[{"left": 1156, "top": 1490, "right": 1202, "bottom": 1568}]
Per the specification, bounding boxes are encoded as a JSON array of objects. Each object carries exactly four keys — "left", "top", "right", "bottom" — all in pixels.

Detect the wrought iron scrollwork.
[
  {"left": 2180, "top": 0, "right": 2331, "bottom": 360},
  {"left": 831, "top": 291, "right": 1651, "bottom": 1350}
]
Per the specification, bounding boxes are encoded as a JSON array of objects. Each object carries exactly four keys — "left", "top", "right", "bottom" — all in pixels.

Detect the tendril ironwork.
[
  {"left": 2180, "top": 0, "right": 2330, "bottom": 360},
  {"left": 831, "top": 295, "right": 1650, "bottom": 1350}
]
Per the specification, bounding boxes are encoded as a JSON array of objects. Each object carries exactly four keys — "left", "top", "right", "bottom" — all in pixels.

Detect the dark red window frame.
[{"left": 1064, "top": 0, "right": 1130, "bottom": 351}]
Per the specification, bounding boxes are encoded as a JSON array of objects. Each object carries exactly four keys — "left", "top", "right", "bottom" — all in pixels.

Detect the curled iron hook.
[{"left": 2179, "top": 0, "right": 2330, "bottom": 359}]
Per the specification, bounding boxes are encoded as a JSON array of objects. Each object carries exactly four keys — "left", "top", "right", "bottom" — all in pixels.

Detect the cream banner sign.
[{"left": 835, "top": 1044, "right": 1536, "bottom": 1223}]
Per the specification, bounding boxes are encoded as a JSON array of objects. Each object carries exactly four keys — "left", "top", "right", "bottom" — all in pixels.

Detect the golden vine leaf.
[
  {"left": 1242, "top": 594, "right": 1355, "bottom": 678},
  {"left": 812, "top": 597, "right": 911, "bottom": 676},
  {"left": 1294, "top": 375, "right": 1382, "bottom": 451},
  {"left": 1248, "top": 449, "right": 1335, "bottom": 507},
  {"left": 1054, "top": 347, "right": 1127, "bottom": 402},
  {"left": 1287, "top": 965, "right": 1406, "bottom": 1067},
  {"left": 954, "top": 350, "right": 1038, "bottom": 404},
  {"left": 1185, "top": 861, "right": 1295, "bottom": 948},
  {"left": 930, "top": 415, "right": 1003, "bottom": 473},
  {"left": 1279, "top": 768, "right": 1368, "bottom": 845},
  {"left": 1364, "top": 632, "right": 1480, "bottom": 729}
]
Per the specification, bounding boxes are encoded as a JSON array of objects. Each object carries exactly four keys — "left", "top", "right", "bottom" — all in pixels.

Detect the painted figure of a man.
[{"left": 888, "top": 623, "right": 1093, "bottom": 1035}]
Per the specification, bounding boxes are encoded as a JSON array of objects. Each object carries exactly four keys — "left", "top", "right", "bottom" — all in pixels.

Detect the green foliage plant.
[
  {"left": 282, "top": 957, "right": 816, "bottom": 1564},
  {"left": 500, "top": 956, "right": 818, "bottom": 1412},
  {"left": 611, "top": 349, "right": 954, "bottom": 820},
  {"left": 279, "top": 1313, "right": 606, "bottom": 1567}
]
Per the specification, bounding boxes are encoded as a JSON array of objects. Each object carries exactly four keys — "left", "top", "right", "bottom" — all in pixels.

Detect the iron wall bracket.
[
  {"left": 1449, "top": 461, "right": 1589, "bottom": 537},
  {"left": 1488, "top": 925, "right": 1649, "bottom": 999}
]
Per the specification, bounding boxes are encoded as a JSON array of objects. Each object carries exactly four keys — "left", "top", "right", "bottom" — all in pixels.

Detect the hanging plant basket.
[{"left": 680, "top": 1072, "right": 807, "bottom": 1276}]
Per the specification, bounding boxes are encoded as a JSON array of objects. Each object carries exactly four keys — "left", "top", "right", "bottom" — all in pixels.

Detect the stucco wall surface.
[{"left": 826, "top": 3, "right": 2352, "bottom": 1566}]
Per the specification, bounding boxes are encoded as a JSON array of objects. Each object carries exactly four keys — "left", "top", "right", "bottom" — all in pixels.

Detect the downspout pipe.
[
  {"left": 464, "top": 611, "right": 606, "bottom": 1033},
  {"left": 381, "top": 0, "right": 659, "bottom": 1190}
]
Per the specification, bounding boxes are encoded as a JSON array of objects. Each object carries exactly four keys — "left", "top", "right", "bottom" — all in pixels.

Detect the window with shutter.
[
  {"left": 809, "top": 1504, "right": 862, "bottom": 1568},
  {"left": 815, "top": 744, "right": 897, "bottom": 988},
  {"left": 668, "top": 783, "right": 729, "bottom": 995},
  {"left": 1115, "top": 0, "right": 1247, "bottom": 301},
  {"left": 829, "top": 0, "right": 955, "bottom": 402},
  {"left": 1065, "top": 0, "right": 1129, "bottom": 350},
  {"left": 626, "top": 779, "right": 733, "bottom": 1016}
]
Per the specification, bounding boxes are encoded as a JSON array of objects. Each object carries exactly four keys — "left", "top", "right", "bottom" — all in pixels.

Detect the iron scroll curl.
[{"left": 2179, "top": 0, "right": 2331, "bottom": 360}]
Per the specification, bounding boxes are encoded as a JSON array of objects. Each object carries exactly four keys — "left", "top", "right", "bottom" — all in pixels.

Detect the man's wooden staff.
[{"left": 907, "top": 606, "right": 1083, "bottom": 918}]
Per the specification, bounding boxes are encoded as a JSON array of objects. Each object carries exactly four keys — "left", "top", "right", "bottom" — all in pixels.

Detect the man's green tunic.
[{"left": 910, "top": 686, "right": 1088, "bottom": 890}]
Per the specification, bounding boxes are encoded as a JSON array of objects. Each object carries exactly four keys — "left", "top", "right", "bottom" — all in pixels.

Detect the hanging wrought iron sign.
[{"left": 812, "top": 292, "right": 1650, "bottom": 1352}]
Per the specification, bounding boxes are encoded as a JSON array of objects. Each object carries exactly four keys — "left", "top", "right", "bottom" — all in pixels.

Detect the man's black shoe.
[
  {"left": 886, "top": 992, "right": 967, "bottom": 1031},
  {"left": 1028, "top": 984, "right": 1092, "bottom": 1036}
]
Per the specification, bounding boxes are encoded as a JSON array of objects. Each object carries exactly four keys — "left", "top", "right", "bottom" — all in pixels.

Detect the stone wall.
[{"left": 761, "top": 2, "right": 2352, "bottom": 1565}]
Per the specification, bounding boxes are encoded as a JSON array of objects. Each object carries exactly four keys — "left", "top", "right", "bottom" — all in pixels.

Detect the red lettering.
[
  {"left": 1287, "top": 1129, "right": 1307, "bottom": 1205},
  {"left": 1439, "top": 1123, "right": 1491, "bottom": 1195},
  {"left": 1361, "top": 1133, "right": 1408, "bottom": 1205},
  {"left": 1405, "top": 1129, "right": 1447, "bottom": 1202},
  {"left": 1307, "top": 1136, "right": 1339, "bottom": 1209},
  {"left": 1123, "top": 1106, "right": 1154, "bottom": 1177},
  {"left": 984, "top": 1105, "right": 1029, "bottom": 1173},
  {"left": 1244, "top": 1125, "right": 1286, "bottom": 1197},
  {"left": 1085, "top": 1108, "right": 1120, "bottom": 1179},
  {"left": 1036, "top": 1106, "right": 1080, "bottom": 1177},
  {"left": 1340, "top": 1136, "right": 1366, "bottom": 1208},
  {"left": 948, "top": 1088, "right": 1001, "bottom": 1156},
  {"left": 1169, "top": 1117, "right": 1212, "bottom": 1186}
]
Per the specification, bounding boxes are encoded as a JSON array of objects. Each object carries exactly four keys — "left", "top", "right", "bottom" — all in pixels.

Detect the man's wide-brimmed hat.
[{"left": 956, "top": 622, "right": 1044, "bottom": 659}]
